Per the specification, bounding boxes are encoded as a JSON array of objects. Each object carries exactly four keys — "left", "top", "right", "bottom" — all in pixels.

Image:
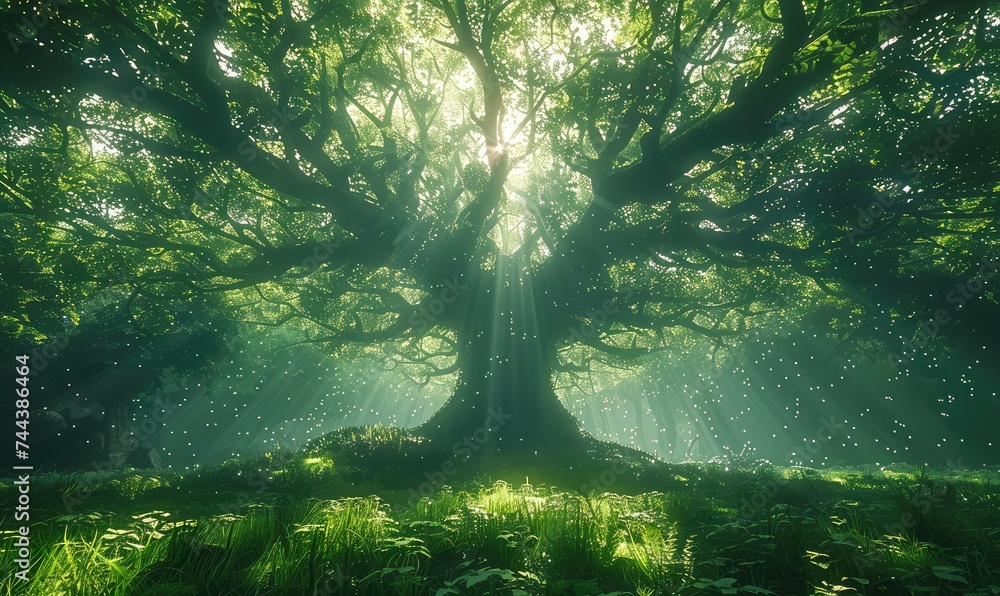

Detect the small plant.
[{"left": 4, "top": 439, "right": 999, "bottom": 596}]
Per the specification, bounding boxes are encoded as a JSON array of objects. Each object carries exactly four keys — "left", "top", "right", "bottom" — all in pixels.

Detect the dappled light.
[{"left": 2, "top": 0, "right": 1000, "bottom": 593}]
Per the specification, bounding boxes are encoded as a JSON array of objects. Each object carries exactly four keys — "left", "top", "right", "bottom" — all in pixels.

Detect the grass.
[{"left": 2, "top": 425, "right": 999, "bottom": 595}]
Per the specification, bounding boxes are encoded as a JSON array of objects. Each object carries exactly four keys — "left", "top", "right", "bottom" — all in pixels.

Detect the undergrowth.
[{"left": 1, "top": 425, "right": 999, "bottom": 595}]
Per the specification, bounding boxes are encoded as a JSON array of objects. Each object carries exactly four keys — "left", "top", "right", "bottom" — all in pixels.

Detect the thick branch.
[{"left": 0, "top": 31, "right": 382, "bottom": 234}]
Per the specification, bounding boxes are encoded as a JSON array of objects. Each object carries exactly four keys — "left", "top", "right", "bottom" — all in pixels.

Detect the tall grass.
[{"left": 2, "top": 426, "right": 999, "bottom": 595}]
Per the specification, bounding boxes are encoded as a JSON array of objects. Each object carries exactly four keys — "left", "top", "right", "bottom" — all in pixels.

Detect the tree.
[{"left": 2, "top": 0, "right": 998, "bottom": 455}]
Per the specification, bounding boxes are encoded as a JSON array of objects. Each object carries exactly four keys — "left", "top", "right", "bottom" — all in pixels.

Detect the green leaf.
[{"left": 931, "top": 570, "right": 968, "bottom": 584}]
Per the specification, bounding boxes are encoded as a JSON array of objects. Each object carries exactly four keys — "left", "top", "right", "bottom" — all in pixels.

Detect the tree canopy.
[{"left": 3, "top": 0, "right": 999, "bottom": 458}]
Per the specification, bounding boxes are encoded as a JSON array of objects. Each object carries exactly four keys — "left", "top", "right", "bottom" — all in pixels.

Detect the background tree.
[{"left": 2, "top": 0, "right": 998, "bottom": 455}]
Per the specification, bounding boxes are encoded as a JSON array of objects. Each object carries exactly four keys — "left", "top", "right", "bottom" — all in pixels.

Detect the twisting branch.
[{"left": 427, "top": 0, "right": 509, "bottom": 168}]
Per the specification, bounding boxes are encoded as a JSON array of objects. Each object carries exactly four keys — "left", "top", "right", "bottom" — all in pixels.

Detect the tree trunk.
[{"left": 420, "top": 274, "right": 584, "bottom": 454}]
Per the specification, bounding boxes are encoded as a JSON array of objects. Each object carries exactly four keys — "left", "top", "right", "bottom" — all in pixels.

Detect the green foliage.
[
  {"left": 2, "top": 0, "right": 999, "bottom": 457},
  {"left": 4, "top": 427, "right": 1000, "bottom": 595}
]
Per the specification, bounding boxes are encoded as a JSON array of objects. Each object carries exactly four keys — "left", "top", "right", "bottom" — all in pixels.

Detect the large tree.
[{"left": 2, "top": 0, "right": 999, "bottom": 454}]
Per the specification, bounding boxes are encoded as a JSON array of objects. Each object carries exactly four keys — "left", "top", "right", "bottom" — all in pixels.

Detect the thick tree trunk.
[
  {"left": 421, "top": 334, "right": 583, "bottom": 453},
  {"left": 419, "top": 275, "right": 584, "bottom": 454}
]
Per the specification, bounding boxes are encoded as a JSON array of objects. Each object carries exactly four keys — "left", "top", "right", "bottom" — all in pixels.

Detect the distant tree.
[
  {"left": 1, "top": 295, "right": 229, "bottom": 470},
  {"left": 2, "top": 0, "right": 998, "bottom": 454}
]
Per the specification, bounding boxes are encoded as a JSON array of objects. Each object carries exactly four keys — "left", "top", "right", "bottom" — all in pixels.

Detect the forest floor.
[{"left": 2, "top": 425, "right": 999, "bottom": 595}]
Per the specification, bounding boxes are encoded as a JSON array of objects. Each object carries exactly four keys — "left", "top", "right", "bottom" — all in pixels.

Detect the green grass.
[{"left": 2, "top": 426, "right": 1000, "bottom": 595}]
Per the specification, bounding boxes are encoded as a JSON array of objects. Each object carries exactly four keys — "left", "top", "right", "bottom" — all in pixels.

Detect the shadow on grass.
[{"left": 2, "top": 425, "right": 999, "bottom": 595}]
